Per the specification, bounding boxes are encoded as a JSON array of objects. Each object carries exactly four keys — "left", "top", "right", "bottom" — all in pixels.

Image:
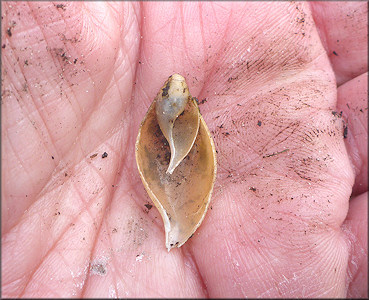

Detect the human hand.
[{"left": 2, "top": 1, "right": 367, "bottom": 297}]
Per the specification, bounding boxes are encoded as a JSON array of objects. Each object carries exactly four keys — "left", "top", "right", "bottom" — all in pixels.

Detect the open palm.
[{"left": 2, "top": 2, "right": 367, "bottom": 297}]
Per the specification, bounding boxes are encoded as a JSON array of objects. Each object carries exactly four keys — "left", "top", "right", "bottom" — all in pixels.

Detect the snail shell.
[{"left": 135, "top": 74, "right": 217, "bottom": 251}]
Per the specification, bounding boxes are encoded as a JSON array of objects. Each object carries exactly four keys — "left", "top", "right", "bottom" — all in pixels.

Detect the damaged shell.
[{"left": 135, "top": 74, "right": 217, "bottom": 251}]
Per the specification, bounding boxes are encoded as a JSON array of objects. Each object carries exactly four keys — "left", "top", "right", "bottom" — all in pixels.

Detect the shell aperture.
[{"left": 135, "top": 74, "right": 217, "bottom": 250}]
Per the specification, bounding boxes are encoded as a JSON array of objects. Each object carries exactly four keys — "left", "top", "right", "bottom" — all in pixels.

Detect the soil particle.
[
  {"left": 144, "top": 203, "right": 153, "bottom": 210},
  {"left": 343, "top": 125, "right": 348, "bottom": 139},
  {"left": 56, "top": 4, "right": 66, "bottom": 10},
  {"left": 199, "top": 98, "right": 207, "bottom": 105},
  {"left": 90, "top": 262, "right": 107, "bottom": 276}
]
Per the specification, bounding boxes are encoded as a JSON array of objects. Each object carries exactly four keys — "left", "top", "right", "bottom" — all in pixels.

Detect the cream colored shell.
[{"left": 135, "top": 74, "right": 217, "bottom": 251}]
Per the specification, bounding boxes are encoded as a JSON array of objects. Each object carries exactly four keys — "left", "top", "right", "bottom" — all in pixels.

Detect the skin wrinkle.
[
  {"left": 12, "top": 9, "right": 98, "bottom": 168},
  {"left": 4, "top": 130, "right": 37, "bottom": 191},
  {"left": 51, "top": 6, "right": 120, "bottom": 116},
  {"left": 112, "top": 28, "right": 137, "bottom": 103},
  {"left": 309, "top": 2, "right": 368, "bottom": 86},
  {"left": 4, "top": 221, "right": 37, "bottom": 291},
  {"left": 58, "top": 251, "right": 86, "bottom": 295},
  {"left": 2, "top": 1, "right": 366, "bottom": 297},
  {"left": 337, "top": 73, "right": 368, "bottom": 195},
  {"left": 221, "top": 240, "right": 246, "bottom": 294},
  {"left": 342, "top": 184, "right": 367, "bottom": 295},
  {"left": 27, "top": 3, "right": 82, "bottom": 85},
  {"left": 180, "top": 4, "right": 195, "bottom": 72},
  {"left": 99, "top": 221, "right": 125, "bottom": 298},
  {"left": 149, "top": 16, "right": 175, "bottom": 37},
  {"left": 80, "top": 220, "right": 111, "bottom": 297},
  {"left": 117, "top": 44, "right": 134, "bottom": 81},
  {"left": 241, "top": 201, "right": 332, "bottom": 251},
  {"left": 196, "top": 8, "right": 233, "bottom": 98},
  {"left": 16, "top": 187, "right": 88, "bottom": 296},
  {"left": 3, "top": 129, "right": 47, "bottom": 232},
  {"left": 119, "top": 179, "right": 163, "bottom": 237},
  {"left": 347, "top": 134, "right": 362, "bottom": 176},
  {"left": 212, "top": 55, "right": 329, "bottom": 106},
  {"left": 343, "top": 201, "right": 367, "bottom": 297},
  {"left": 4, "top": 155, "right": 112, "bottom": 290},
  {"left": 45, "top": 184, "right": 108, "bottom": 296},
  {"left": 83, "top": 7, "right": 113, "bottom": 40},
  {"left": 198, "top": 3, "right": 207, "bottom": 63},
  {"left": 259, "top": 121, "right": 300, "bottom": 153},
  {"left": 80, "top": 152, "right": 113, "bottom": 194},
  {"left": 3, "top": 47, "right": 64, "bottom": 172},
  {"left": 59, "top": 82, "right": 127, "bottom": 187},
  {"left": 355, "top": 113, "right": 367, "bottom": 133},
  {"left": 182, "top": 246, "right": 209, "bottom": 297},
  {"left": 15, "top": 1, "right": 125, "bottom": 296},
  {"left": 215, "top": 114, "right": 344, "bottom": 184},
  {"left": 107, "top": 2, "right": 122, "bottom": 20}
]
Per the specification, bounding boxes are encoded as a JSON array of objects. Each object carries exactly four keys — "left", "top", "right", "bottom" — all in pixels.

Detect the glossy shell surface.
[{"left": 135, "top": 74, "right": 217, "bottom": 251}]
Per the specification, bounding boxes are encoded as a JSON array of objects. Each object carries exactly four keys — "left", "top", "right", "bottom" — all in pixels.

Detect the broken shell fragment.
[{"left": 135, "top": 74, "right": 217, "bottom": 251}]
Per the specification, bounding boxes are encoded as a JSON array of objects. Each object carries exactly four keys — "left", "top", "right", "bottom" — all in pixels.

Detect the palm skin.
[{"left": 2, "top": 1, "right": 367, "bottom": 298}]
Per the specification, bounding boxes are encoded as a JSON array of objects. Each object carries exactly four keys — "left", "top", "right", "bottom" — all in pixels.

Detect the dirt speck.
[
  {"left": 90, "top": 261, "right": 107, "bottom": 276},
  {"left": 144, "top": 203, "right": 153, "bottom": 210},
  {"left": 199, "top": 98, "right": 207, "bottom": 105},
  {"left": 343, "top": 125, "right": 348, "bottom": 139},
  {"left": 56, "top": 4, "right": 66, "bottom": 10},
  {"left": 90, "top": 153, "right": 98, "bottom": 159},
  {"left": 161, "top": 81, "right": 170, "bottom": 97}
]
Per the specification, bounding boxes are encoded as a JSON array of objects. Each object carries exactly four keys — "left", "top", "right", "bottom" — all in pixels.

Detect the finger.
[
  {"left": 337, "top": 72, "right": 368, "bottom": 196},
  {"left": 342, "top": 192, "right": 368, "bottom": 298},
  {"left": 310, "top": 2, "right": 368, "bottom": 86}
]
